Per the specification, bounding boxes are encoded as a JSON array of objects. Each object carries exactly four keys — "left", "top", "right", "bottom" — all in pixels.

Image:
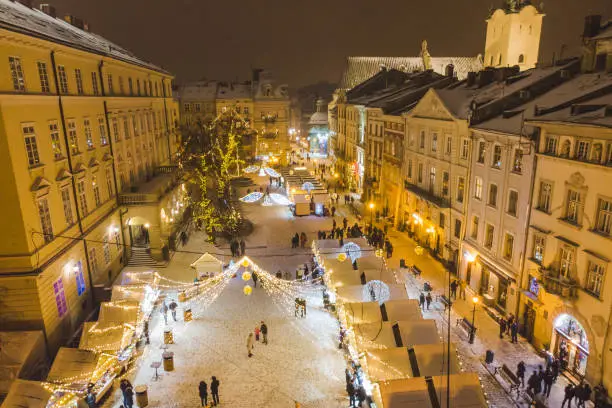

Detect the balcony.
[
  {"left": 403, "top": 183, "right": 450, "bottom": 209},
  {"left": 540, "top": 267, "right": 578, "bottom": 299},
  {"left": 119, "top": 165, "right": 180, "bottom": 206}
]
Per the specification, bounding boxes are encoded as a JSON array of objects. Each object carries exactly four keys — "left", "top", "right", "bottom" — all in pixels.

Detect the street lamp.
[
  {"left": 368, "top": 202, "right": 375, "bottom": 227},
  {"left": 469, "top": 296, "right": 478, "bottom": 344}
]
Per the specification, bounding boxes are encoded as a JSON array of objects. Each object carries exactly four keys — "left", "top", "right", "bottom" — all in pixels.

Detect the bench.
[
  {"left": 412, "top": 265, "right": 422, "bottom": 277},
  {"left": 495, "top": 364, "right": 520, "bottom": 396},
  {"left": 457, "top": 317, "right": 476, "bottom": 338},
  {"left": 439, "top": 295, "right": 452, "bottom": 309}
]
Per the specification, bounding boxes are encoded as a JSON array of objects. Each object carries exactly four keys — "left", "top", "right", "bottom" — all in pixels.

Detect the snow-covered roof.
[
  {"left": 47, "top": 348, "right": 117, "bottom": 387},
  {"left": 178, "top": 81, "right": 219, "bottom": 102},
  {"left": 381, "top": 299, "right": 422, "bottom": 321},
  {"left": 217, "top": 82, "right": 252, "bottom": 99},
  {"left": 0, "top": 0, "right": 169, "bottom": 74},
  {"left": 79, "top": 322, "right": 134, "bottom": 353},
  {"left": 98, "top": 301, "right": 140, "bottom": 326},
  {"left": 527, "top": 93, "right": 612, "bottom": 128},
  {"left": 336, "top": 284, "right": 409, "bottom": 303},
  {"left": 338, "top": 56, "right": 483, "bottom": 89},
  {"left": 190, "top": 252, "right": 224, "bottom": 273},
  {"left": 308, "top": 111, "right": 328, "bottom": 125},
  {"left": 2, "top": 380, "right": 54, "bottom": 408},
  {"left": 353, "top": 320, "right": 440, "bottom": 350},
  {"left": 0, "top": 331, "right": 46, "bottom": 396}
]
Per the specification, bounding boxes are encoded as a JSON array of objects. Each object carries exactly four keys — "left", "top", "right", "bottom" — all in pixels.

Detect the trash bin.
[
  {"left": 135, "top": 385, "right": 148, "bottom": 407},
  {"left": 400, "top": 259, "right": 406, "bottom": 268},
  {"left": 485, "top": 350, "right": 494, "bottom": 364},
  {"left": 163, "top": 351, "right": 174, "bottom": 371},
  {"left": 164, "top": 329, "right": 173, "bottom": 344},
  {"left": 183, "top": 308, "right": 192, "bottom": 322}
]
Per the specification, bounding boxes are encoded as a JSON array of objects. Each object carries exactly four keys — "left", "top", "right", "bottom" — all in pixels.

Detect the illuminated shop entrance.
[{"left": 552, "top": 314, "right": 589, "bottom": 377}]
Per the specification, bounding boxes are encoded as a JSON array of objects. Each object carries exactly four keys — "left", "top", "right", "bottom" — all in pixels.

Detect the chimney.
[
  {"left": 15, "top": 0, "right": 33, "bottom": 8},
  {"left": 64, "top": 15, "right": 84, "bottom": 29},
  {"left": 467, "top": 72, "right": 477, "bottom": 87},
  {"left": 445, "top": 64, "right": 455, "bottom": 78},
  {"left": 83, "top": 22, "right": 90, "bottom": 32},
  {"left": 583, "top": 15, "right": 602, "bottom": 39},
  {"left": 39, "top": 3, "right": 56, "bottom": 17},
  {"left": 477, "top": 69, "right": 496, "bottom": 88}
]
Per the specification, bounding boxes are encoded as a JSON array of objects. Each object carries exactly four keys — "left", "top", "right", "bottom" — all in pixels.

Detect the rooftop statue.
[{"left": 421, "top": 40, "right": 432, "bottom": 70}]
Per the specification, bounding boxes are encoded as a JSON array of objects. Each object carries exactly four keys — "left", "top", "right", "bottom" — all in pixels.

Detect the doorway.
[{"left": 552, "top": 314, "right": 589, "bottom": 377}]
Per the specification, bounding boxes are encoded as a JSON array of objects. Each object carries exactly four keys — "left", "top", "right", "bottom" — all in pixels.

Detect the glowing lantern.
[
  {"left": 242, "top": 272, "right": 252, "bottom": 281},
  {"left": 337, "top": 253, "right": 347, "bottom": 262},
  {"left": 375, "top": 249, "right": 384, "bottom": 258},
  {"left": 241, "top": 259, "right": 250, "bottom": 267},
  {"left": 243, "top": 285, "right": 253, "bottom": 296},
  {"left": 415, "top": 246, "right": 424, "bottom": 255}
]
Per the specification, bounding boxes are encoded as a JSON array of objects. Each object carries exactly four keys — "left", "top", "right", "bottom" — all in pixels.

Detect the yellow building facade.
[{"left": 0, "top": 2, "right": 179, "bottom": 352}]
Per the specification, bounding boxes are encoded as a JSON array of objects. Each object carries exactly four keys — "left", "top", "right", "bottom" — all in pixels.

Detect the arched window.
[
  {"left": 592, "top": 143, "right": 603, "bottom": 163},
  {"left": 498, "top": 54, "right": 503, "bottom": 66},
  {"left": 490, "top": 56, "right": 494, "bottom": 66},
  {"left": 518, "top": 54, "right": 525, "bottom": 64},
  {"left": 561, "top": 140, "right": 571, "bottom": 158}
]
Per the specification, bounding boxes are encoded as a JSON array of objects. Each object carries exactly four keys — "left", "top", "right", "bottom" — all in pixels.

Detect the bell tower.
[{"left": 484, "top": 1, "right": 544, "bottom": 70}]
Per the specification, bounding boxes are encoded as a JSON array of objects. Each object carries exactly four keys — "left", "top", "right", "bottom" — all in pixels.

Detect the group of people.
[
  {"left": 294, "top": 298, "right": 307, "bottom": 317},
  {"left": 498, "top": 313, "right": 519, "bottom": 343},
  {"left": 198, "top": 376, "right": 220, "bottom": 407},
  {"left": 448, "top": 278, "right": 467, "bottom": 300},
  {"left": 246, "top": 321, "right": 269, "bottom": 357},
  {"left": 229, "top": 238, "right": 246, "bottom": 257},
  {"left": 119, "top": 379, "right": 134, "bottom": 408},
  {"left": 418, "top": 292, "right": 434, "bottom": 310},
  {"left": 345, "top": 367, "right": 368, "bottom": 407},
  {"left": 161, "top": 299, "right": 179, "bottom": 324},
  {"left": 365, "top": 225, "right": 392, "bottom": 257},
  {"left": 291, "top": 232, "right": 308, "bottom": 248}
]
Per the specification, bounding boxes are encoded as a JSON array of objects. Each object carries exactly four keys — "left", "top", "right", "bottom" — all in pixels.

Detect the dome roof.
[{"left": 309, "top": 111, "right": 328, "bottom": 125}]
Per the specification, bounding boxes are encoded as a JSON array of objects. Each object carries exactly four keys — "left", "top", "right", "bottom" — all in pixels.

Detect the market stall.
[
  {"left": 312, "top": 238, "right": 370, "bottom": 260},
  {"left": 335, "top": 284, "right": 409, "bottom": 304},
  {"left": 79, "top": 321, "right": 134, "bottom": 356},
  {"left": 47, "top": 348, "right": 117, "bottom": 403},
  {"left": 342, "top": 300, "right": 422, "bottom": 326},
  {"left": 98, "top": 301, "right": 140, "bottom": 327},
  {"left": 292, "top": 191, "right": 311, "bottom": 216},
  {"left": 380, "top": 299, "right": 422, "bottom": 322},
  {"left": 0, "top": 331, "right": 47, "bottom": 400},
  {"left": 352, "top": 320, "right": 440, "bottom": 350},
  {"left": 190, "top": 252, "right": 224, "bottom": 279},
  {"left": 1, "top": 379, "right": 87, "bottom": 408},
  {"left": 373, "top": 373, "right": 488, "bottom": 408}
]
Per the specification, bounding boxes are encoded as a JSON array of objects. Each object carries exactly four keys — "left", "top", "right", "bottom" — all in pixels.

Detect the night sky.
[{"left": 38, "top": 0, "right": 609, "bottom": 87}]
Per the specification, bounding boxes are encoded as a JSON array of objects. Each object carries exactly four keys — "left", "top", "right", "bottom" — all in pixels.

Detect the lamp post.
[
  {"left": 368, "top": 202, "right": 375, "bottom": 228},
  {"left": 469, "top": 296, "right": 478, "bottom": 344}
]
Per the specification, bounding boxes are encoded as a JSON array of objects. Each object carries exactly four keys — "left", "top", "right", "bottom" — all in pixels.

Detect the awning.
[{"left": 476, "top": 255, "right": 515, "bottom": 283}]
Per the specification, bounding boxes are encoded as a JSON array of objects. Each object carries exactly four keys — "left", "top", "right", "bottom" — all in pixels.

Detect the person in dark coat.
[
  {"left": 198, "top": 381, "right": 208, "bottom": 407},
  {"left": 347, "top": 380, "right": 357, "bottom": 408},
  {"left": 252, "top": 272, "right": 258, "bottom": 288},
  {"left": 499, "top": 318, "right": 507, "bottom": 339},
  {"left": 343, "top": 218, "right": 348, "bottom": 230},
  {"left": 240, "top": 239, "right": 246, "bottom": 255},
  {"left": 120, "top": 379, "right": 132, "bottom": 407},
  {"left": 526, "top": 372, "right": 539, "bottom": 395},
  {"left": 211, "top": 376, "right": 220, "bottom": 406},
  {"left": 562, "top": 383, "right": 575, "bottom": 408},
  {"left": 516, "top": 361, "right": 526, "bottom": 388},
  {"left": 450, "top": 280, "right": 458, "bottom": 299},
  {"left": 169, "top": 300, "right": 178, "bottom": 321},
  {"left": 578, "top": 383, "right": 592, "bottom": 408},
  {"left": 510, "top": 321, "right": 519, "bottom": 343},
  {"left": 425, "top": 292, "right": 432, "bottom": 310},
  {"left": 260, "top": 321, "right": 268, "bottom": 344},
  {"left": 536, "top": 365, "right": 544, "bottom": 394},
  {"left": 85, "top": 384, "right": 96, "bottom": 408},
  {"left": 419, "top": 293, "right": 426, "bottom": 310},
  {"left": 124, "top": 383, "right": 134, "bottom": 408},
  {"left": 543, "top": 369, "right": 554, "bottom": 397}
]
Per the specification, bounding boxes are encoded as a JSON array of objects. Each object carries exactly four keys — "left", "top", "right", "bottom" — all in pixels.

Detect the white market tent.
[
  {"left": 98, "top": 301, "right": 140, "bottom": 326},
  {"left": 336, "top": 284, "right": 409, "bottom": 304},
  {"left": 190, "top": 252, "right": 224, "bottom": 278},
  {"left": 1, "top": 379, "right": 87, "bottom": 408},
  {"left": 117, "top": 270, "right": 157, "bottom": 287},
  {"left": 353, "top": 320, "right": 440, "bottom": 350},
  {"left": 111, "top": 285, "right": 147, "bottom": 302},
  {"left": 79, "top": 322, "right": 134, "bottom": 354},
  {"left": 47, "top": 348, "right": 117, "bottom": 388},
  {"left": 381, "top": 300, "right": 422, "bottom": 322},
  {"left": 343, "top": 302, "right": 383, "bottom": 325},
  {"left": 0, "top": 331, "right": 47, "bottom": 399},
  {"left": 343, "top": 300, "right": 422, "bottom": 326},
  {"left": 313, "top": 238, "right": 370, "bottom": 258},
  {"left": 374, "top": 373, "right": 488, "bottom": 408},
  {"left": 363, "top": 344, "right": 461, "bottom": 382}
]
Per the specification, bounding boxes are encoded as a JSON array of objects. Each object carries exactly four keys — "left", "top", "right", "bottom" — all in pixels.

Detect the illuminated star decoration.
[
  {"left": 362, "top": 280, "right": 391, "bottom": 304},
  {"left": 269, "top": 193, "right": 292, "bottom": 205},
  {"left": 342, "top": 242, "right": 362, "bottom": 262},
  {"left": 243, "top": 165, "right": 260, "bottom": 173},
  {"left": 262, "top": 194, "right": 274, "bottom": 206},
  {"left": 239, "top": 192, "right": 264, "bottom": 203},
  {"left": 264, "top": 167, "right": 281, "bottom": 178},
  {"left": 301, "top": 181, "right": 315, "bottom": 192},
  {"left": 258, "top": 167, "right": 266, "bottom": 177}
]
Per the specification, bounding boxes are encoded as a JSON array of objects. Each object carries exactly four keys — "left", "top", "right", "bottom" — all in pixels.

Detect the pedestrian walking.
[
  {"left": 199, "top": 381, "right": 208, "bottom": 407},
  {"left": 578, "top": 382, "right": 591, "bottom": 408},
  {"left": 343, "top": 217, "right": 348, "bottom": 231},
  {"left": 240, "top": 239, "right": 246, "bottom": 256},
  {"left": 300, "top": 232, "right": 307, "bottom": 248},
  {"left": 419, "top": 293, "right": 426, "bottom": 310},
  {"left": 543, "top": 369, "right": 554, "bottom": 397},
  {"left": 459, "top": 279, "right": 467, "bottom": 300},
  {"left": 331, "top": 206, "right": 336, "bottom": 217},
  {"left": 425, "top": 292, "right": 432, "bottom": 310},
  {"left": 551, "top": 358, "right": 560, "bottom": 382},
  {"left": 169, "top": 300, "right": 178, "bottom": 321},
  {"left": 499, "top": 318, "right": 507, "bottom": 339},
  {"left": 347, "top": 380, "right": 357, "bottom": 408},
  {"left": 255, "top": 325, "right": 260, "bottom": 341},
  {"left": 526, "top": 372, "right": 538, "bottom": 395},
  {"left": 562, "top": 383, "right": 575, "bottom": 408},
  {"left": 516, "top": 361, "right": 526, "bottom": 388},
  {"left": 252, "top": 272, "right": 258, "bottom": 288},
  {"left": 161, "top": 301, "right": 168, "bottom": 325},
  {"left": 124, "top": 382, "right": 134, "bottom": 408},
  {"left": 511, "top": 320, "right": 519, "bottom": 343},
  {"left": 247, "top": 332, "right": 254, "bottom": 357},
  {"left": 536, "top": 365, "right": 544, "bottom": 394},
  {"left": 450, "top": 280, "right": 458, "bottom": 299},
  {"left": 260, "top": 321, "right": 268, "bottom": 344},
  {"left": 211, "top": 376, "right": 220, "bottom": 406},
  {"left": 507, "top": 314, "right": 515, "bottom": 335}
]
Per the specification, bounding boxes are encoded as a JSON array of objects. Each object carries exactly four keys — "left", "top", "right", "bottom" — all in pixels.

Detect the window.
[
  {"left": 461, "top": 139, "right": 469, "bottom": 159},
  {"left": 67, "top": 120, "right": 79, "bottom": 155},
  {"left": 575, "top": 140, "right": 591, "bottom": 161},
  {"left": 513, "top": 149, "right": 523, "bottom": 173},
  {"left": 148, "top": 80, "right": 153, "bottom": 96},
  {"left": 107, "top": 73, "right": 114, "bottom": 94},
  {"left": 22, "top": 124, "right": 40, "bottom": 167},
  {"left": 58, "top": 65, "right": 68, "bottom": 94},
  {"left": 418, "top": 163, "right": 423, "bottom": 183},
  {"left": 132, "top": 115, "right": 139, "bottom": 136},
  {"left": 9, "top": 56, "right": 26, "bottom": 91},
  {"left": 492, "top": 145, "right": 502, "bottom": 168},
  {"left": 538, "top": 181, "right": 552, "bottom": 212},
  {"left": 457, "top": 177, "right": 465, "bottom": 203},
  {"left": 596, "top": 198, "right": 612, "bottom": 235},
  {"left": 475, "top": 177, "right": 483, "bottom": 200},
  {"left": 184, "top": 103, "right": 191, "bottom": 112},
  {"left": 37, "top": 62, "right": 50, "bottom": 93},
  {"left": 38, "top": 198, "right": 53, "bottom": 243},
  {"left": 48, "top": 121, "right": 63, "bottom": 160},
  {"left": 439, "top": 213, "right": 445, "bottom": 228},
  {"left": 84, "top": 118, "right": 93, "bottom": 149},
  {"left": 429, "top": 167, "right": 436, "bottom": 192},
  {"left": 407, "top": 159, "right": 413, "bottom": 179},
  {"left": 477, "top": 141, "right": 486, "bottom": 163},
  {"left": 488, "top": 184, "right": 498, "bottom": 207},
  {"left": 244, "top": 106, "right": 249, "bottom": 115},
  {"left": 155, "top": 82, "right": 159, "bottom": 96},
  {"left": 91, "top": 72, "right": 99, "bottom": 95},
  {"left": 420, "top": 130, "right": 425, "bottom": 149},
  {"left": 119, "top": 76, "right": 125, "bottom": 94},
  {"left": 507, "top": 190, "right": 518, "bottom": 216},
  {"left": 485, "top": 224, "right": 495, "bottom": 249},
  {"left": 445, "top": 136, "right": 452, "bottom": 155},
  {"left": 565, "top": 189, "right": 582, "bottom": 224},
  {"left": 518, "top": 54, "right": 525, "bottom": 64},
  {"left": 195, "top": 103, "right": 201, "bottom": 113},
  {"left": 61, "top": 187, "right": 73, "bottom": 225},
  {"left": 75, "top": 68, "right": 84, "bottom": 94},
  {"left": 431, "top": 132, "right": 438, "bottom": 152},
  {"left": 586, "top": 261, "right": 605, "bottom": 297},
  {"left": 92, "top": 176, "right": 101, "bottom": 207},
  {"left": 592, "top": 143, "right": 603, "bottom": 163},
  {"left": 123, "top": 117, "right": 130, "bottom": 139},
  {"left": 533, "top": 235, "right": 545, "bottom": 263},
  {"left": 53, "top": 278, "right": 68, "bottom": 318},
  {"left": 545, "top": 136, "right": 557, "bottom": 154},
  {"left": 98, "top": 117, "right": 108, "bottom": 146},
  {"left": 606, "top": 144, "right": 612, "bottom": 165},
  {"left": 560, "top": 140, "right": 571, "bottom": 158},
  {"left": 112, "top": 117, "right": 120, "bottom": 142},
  {"left": 104, "top": 242, "right": 111, "bottom": 265},
  {"left": 136, "top": 79, "right": 141, "bottom": 95},
  {"left": 503, "top": 233, "right": 514, "bottom": 261},
  {"left": 106, "top": 168, "right": 114, "bottom": 198},
  {"left": 471, "top": 216, "right": 479, "bottom": 239},
  {"left": 77, "top": 179, "right": 88, "bottom": 216},
  {"left": 89, "top": 247, "right": 98, "bottom": 276},
  {"left": 128, "top": 77, "right": 133, "bottom": 95},
  {"left": 559, "top": 246, "right": 574, "bottom": 278},
  {"left": 74, "top": 261, "right": 86, "bottom": 296},
  {"left": 442, "top": 172, "right": 449, "bottom": 196},
  {"left": 454, "top": 219, "right": 462, "bottom": 239}
]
